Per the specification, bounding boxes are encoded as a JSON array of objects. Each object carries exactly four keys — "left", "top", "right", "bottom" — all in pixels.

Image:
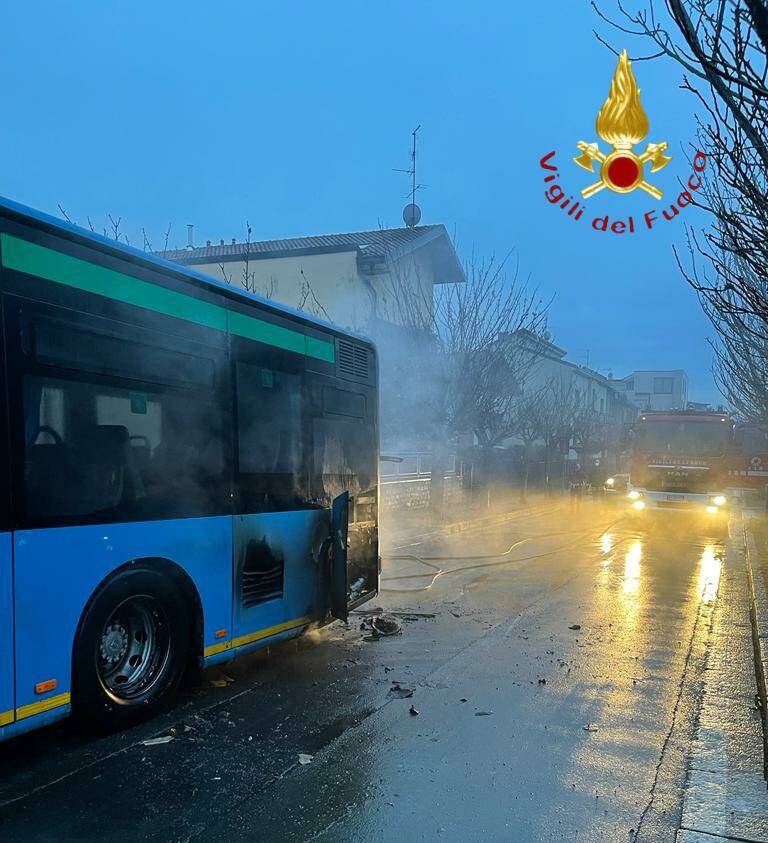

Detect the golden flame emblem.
[{"left": 573, "top": 49, "right": 670, "bottom": 199}]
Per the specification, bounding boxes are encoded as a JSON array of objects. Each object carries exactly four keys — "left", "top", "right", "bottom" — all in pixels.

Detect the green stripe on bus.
[
  {"left": 0, "top": 234, "right": 335, "bottom": 363},
  {"left": 305, "top": 334, "right": 337, "bottom": 363},
  {"left": 227, "top": 309, "right": 305, "bottom": 355}
]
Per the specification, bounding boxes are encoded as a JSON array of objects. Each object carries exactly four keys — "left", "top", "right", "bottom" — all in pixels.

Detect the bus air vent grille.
[
  {"left": 338, "top": 340, "right": 369, "bottom": 380},
  {"left": 242, "top": 564, "right": 284, "bottom": 608}
]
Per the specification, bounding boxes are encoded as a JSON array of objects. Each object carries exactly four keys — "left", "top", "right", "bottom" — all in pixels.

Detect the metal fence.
[{"left": 380, "top": 451, "right": 457, "bottom": 482}]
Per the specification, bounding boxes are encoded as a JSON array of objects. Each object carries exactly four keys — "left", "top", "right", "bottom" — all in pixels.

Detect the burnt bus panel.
[
  {"left": 313, "top": 378, "right": 378, "bottom": 606},
  {"left": 232, "top": 510, "right": 327, "bottom": 644}
]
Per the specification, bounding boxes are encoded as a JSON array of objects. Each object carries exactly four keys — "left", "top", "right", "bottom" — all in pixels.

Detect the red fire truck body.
[
  {"left": 628, "top": 411, "right": 733, "bottom": 516},
  {"left": 728, "top": 424, "right": 768, "bottom": 501}
]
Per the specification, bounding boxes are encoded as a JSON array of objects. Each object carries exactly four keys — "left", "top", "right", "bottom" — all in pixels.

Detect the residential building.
[
  {"left": 506, "top": 330, "right": 637, "bottom": 428},
  {"left": 159, "top": 224, "right": 464, "bottom": 332},
  {"left": 611, "top": 370, "right": 689, "bottom": 411}
]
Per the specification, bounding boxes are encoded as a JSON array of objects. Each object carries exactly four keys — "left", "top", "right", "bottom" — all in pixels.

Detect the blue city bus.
[{"left": 0, "top": 197, "right": 379, "bottom": 741}]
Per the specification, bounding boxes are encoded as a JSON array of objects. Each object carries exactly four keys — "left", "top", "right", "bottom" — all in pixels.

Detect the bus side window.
[
  {"left": 22, "top": 375, "right": 224, "bottom": 525},
  {"left": 17, "top": 316, "right": 226, "bottom": 527},
  {"left": 234, "top": 361, "right": 303, "bottom": 511}
]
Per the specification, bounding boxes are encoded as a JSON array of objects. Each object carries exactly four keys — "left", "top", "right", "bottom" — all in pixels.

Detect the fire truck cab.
[{"left": 627, "top": 411, "right": 733, "bottom": 518}]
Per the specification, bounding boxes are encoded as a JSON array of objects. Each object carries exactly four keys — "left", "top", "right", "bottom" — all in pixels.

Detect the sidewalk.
[
  {"left": 676, "top": 518, "right": 768, "bottom": 842},
  {"left": 746, "top": 515, "right": 768, "bottom": 779}
]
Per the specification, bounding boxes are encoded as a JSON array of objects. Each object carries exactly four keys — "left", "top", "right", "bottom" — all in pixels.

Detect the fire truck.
[
  {"left": 627, "top": 411, "right": 734, "bottom": 517},
  {"left": 729, "top": 423, "right": 768, "bottom": 504}
]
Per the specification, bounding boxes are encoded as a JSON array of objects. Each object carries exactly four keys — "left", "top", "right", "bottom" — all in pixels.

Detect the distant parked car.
[{"left": 604, "top": 473, "right": 629, "bottom": 495}]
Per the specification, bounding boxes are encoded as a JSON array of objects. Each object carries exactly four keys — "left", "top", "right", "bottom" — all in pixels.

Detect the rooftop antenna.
[
  {"left": 186, "top": 224, "right": 194, "bottom": 249},
  {"left": 394, "top": 124, "right": 423, "bottom": 228}
]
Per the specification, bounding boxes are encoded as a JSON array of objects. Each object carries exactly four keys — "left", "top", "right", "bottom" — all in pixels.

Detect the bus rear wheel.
[{"left": 74, "top": 566, "right": 190, "bottom": 729}]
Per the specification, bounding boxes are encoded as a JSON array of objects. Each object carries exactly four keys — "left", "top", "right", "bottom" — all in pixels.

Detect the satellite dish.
[{"left": 403, "top": 203, "right": 422, "bottom": 227}]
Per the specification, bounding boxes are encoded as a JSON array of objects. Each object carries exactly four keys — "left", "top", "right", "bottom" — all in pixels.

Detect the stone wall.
[{"left": 380, "top": 475, "right": 465, "bottom": 511}]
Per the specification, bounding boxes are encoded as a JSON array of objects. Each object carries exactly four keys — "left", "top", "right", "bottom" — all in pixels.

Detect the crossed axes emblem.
[{"left": 573, "top": 141, "right": 671, "bottom": 200}]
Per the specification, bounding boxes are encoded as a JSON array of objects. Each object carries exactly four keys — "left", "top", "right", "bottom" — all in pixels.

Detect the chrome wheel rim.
[{"left": 97, "top": 595, "right": 170, "bottom": 700}]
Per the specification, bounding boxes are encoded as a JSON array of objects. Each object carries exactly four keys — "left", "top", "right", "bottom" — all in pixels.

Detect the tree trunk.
[
  {"left": 520, "top": 443, "right": 531, "bottom": 504},
  {"left": 430, "top": 437, "right": 449, "bottom": 521}
]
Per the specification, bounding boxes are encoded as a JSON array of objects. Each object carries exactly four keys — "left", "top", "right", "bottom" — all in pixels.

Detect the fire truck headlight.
[
  {"left": 632, "top": 500, "right": 646, "bottom": 510},
  {"left": 712, "top": 495, "right": 726, "bottom": 507},
  {"left": 628, "top": 490, "right": 642, "bottom": 500},
  {"left": 606, "top": 477, "right": 615, "bottom": 487},
  {"left": 706, "top": 505, "right": 718, "bottom": 514}
]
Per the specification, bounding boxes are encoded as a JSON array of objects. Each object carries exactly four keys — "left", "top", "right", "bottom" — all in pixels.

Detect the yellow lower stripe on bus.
[
  {"left": 0, "top": 709, "right": 14, "bottom": 727},
  {"left": 16, "top": 692, "right": 71, "bottom": 721},
  {"left": 203, "top": 640, "right": 231, "bottom": 657},
  {"left": 204, "top": 616, "right": 312, "bottom": 658}
]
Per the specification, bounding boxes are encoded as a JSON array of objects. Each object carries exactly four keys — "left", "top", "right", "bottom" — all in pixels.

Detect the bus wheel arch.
[{"left": 71, "top": 557, "right": 203, "bottom": 727}]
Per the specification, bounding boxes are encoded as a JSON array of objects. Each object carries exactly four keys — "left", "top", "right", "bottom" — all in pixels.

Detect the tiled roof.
[{"left": 158, "top": 224, "right": 444, "bottom": 263}]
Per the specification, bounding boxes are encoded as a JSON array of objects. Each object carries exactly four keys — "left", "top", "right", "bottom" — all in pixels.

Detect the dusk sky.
[{"left": 0, "top": 1, "right": 718, "bottom": 402}]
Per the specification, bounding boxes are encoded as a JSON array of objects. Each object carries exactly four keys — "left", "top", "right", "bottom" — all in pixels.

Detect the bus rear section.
[{"left": 627, "top": 412, "right": 733, "bottom": 520}]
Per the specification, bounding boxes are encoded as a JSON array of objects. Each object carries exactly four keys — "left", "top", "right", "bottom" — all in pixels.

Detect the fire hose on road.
[{"left": 380, "top": 516, "right": 630, "bottom": 593}]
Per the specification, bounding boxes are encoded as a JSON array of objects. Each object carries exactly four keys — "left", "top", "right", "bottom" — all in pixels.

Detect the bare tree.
[
  {"left": 537, "top": 377, "right": 584, "bottom": 490},
  {"left": 373, "top": 248, "right": 548, "bottom": 512},
  {"left": 596, "top": 1, "right": 768, "bottom": 416},
  {"left": 297, "top": 268, "right": 333, "bottom": 322},
  {"left": 706, "top": 285, "right": 768, "bottom": 419},
  {"left": 240, "top": 222, "right": 257, "bottom": 293},
  {"left": 510, "top": 388, "right": 549, "bottom": 501},
  {"left": 57, "top": 206, "right": 172, "bottom": 252}
]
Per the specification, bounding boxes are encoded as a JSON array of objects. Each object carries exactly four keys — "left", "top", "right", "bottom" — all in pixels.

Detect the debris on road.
[
  {"left": 372, "top": 616, "right": 403, "bottom": 636},
  {"left": 459, "top": 698, "right": 468, "bottom": 703},
  {"left": 353, "top": 606, "right": 384, "bottom": 616},
  {"left": 349, "top": 577, "right": 365, "bottom": 601},
  {"left": 298, "top": 753, "right": 314, "bottom": 765},
  {"left": 208, "top": 672, "right": 235, "bottom": 688},
  {"left": 141, "top": 736, "right": 174, "bottom": 746},
  {"left": 568, "top": 624, "right": 582, "bottom": 630},
  {"left": 409, "top": 705, "right": 419, "bottom": 716},
  {"left": 352, "top": 608, "right": 436, "bottom": 620},
  {"left": 389, "top": 682, "right": 414, "bottom": 699},
  {"left": 537, "top": 677, "right": 546, "bottom": 685},
  {"left": 583, "top": 723, "right": 598, "bottom": 733},
  {"left": 475, "top": 710, "right": 493, "bottom": 716},
  {"left": 361, "top": 615, "right": 404, "bottom": 640}
]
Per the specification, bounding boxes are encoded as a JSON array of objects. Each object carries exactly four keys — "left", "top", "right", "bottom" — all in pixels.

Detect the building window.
[
  {"left": 625, "top": 379, "right": 634, "bottom": 391},
  {"left": 653, "top": 377, "right": 674, "bottom": 395}
]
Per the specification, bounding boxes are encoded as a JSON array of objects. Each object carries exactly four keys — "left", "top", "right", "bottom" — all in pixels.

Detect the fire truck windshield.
[{"left": 636, "top": 420, "right": 728, "bottom": 456}]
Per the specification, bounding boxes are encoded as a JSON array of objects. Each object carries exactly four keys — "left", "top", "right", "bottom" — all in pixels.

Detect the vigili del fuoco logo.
[{"left": 539, "top": 49, "right": 706, "bottom": 234}]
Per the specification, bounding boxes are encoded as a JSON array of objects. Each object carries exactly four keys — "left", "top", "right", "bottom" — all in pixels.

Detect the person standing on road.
[{"left": 570, "top": 462, "right": 585, "bottom": 511}]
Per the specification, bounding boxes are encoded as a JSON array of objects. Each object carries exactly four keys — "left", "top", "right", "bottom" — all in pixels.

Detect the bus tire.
[{"left": 73, "top": 565, "right": 190, "bottom": 729}]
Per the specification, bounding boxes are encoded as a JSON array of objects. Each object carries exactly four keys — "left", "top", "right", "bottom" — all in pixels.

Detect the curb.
[{"left": 743, "top": 518, "right": 768, "bottom": 782}]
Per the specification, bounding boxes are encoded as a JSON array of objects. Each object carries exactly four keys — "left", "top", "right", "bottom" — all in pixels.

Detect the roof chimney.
[
  {"left": 206, "top": 240, "right": 211, "bottom": 247},
  {"left": 231, "top": 238, "right": 236, "bottom": 245},
  {"left": 220, "top": 239, "right": 224, "bottom": 246}
]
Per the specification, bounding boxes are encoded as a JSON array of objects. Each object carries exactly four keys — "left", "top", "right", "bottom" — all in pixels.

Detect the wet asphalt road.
[{"left": 0, "top": 500, "right": 750, "bottom": 841}]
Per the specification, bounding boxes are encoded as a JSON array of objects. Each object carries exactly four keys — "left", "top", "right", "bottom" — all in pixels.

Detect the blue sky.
[{"left": 0, "top": 1, "right": 719, "bottom": 403}]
